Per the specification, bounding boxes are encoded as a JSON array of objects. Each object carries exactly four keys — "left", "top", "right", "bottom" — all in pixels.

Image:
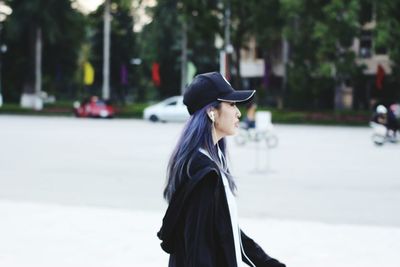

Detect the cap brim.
[{"left": 217, "top": 90, "right": 255, "bottom": 103}]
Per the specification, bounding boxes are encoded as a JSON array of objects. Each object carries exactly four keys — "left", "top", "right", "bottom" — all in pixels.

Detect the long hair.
[{"left": 164, "top": 101, "right": 236, "bottom": 202}]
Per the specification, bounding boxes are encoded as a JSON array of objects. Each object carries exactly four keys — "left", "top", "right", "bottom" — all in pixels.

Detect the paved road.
[
  {"left": 1, "top": 115, "right": 400, "bottom": 267},
  {"left": 1, "top": 115, "right": 399, "bottom": 227}
]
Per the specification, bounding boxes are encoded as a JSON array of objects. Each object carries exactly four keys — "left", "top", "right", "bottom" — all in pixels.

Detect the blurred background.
[
  {"left": 0, "top": 0, "right": 399, "bottom": 117},
  {"left": 1, "top": 1, "right": 400, "bottom": 267}
]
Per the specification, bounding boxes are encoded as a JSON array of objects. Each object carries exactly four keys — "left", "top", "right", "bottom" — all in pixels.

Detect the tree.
[
  {"left": 374, "top": 0, "right": 400, "bottom": 102},
  {"left": 248, "top": 0, "right": 284, "bottom": 107},
  {"left": 183, "top": 0, "right": 220, "bottom": 83},
  {"left": 3, "top": 0, "right": 85, "bottom": 102},
  {"left": 313, "top": 0, "right": 360, "bottom": 110},
  {"left": 280, "top": 0, "right": 361, "bottom": 110},
  {"left": 89, "top": 0, "right": 136, "bottom": 103},
  {"left": 140, "top": 0, "right": 220, "bottom": 99}
]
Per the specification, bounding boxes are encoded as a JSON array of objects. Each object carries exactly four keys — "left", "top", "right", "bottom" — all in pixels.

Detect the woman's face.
[{"left": 214, "top": 102, "right": 241, "bottom": 140}]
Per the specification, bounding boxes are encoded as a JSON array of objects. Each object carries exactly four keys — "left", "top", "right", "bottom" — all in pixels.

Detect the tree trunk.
[
  {"left": 279, "top": 36, "right": 289, "bottom": 110},
  {"left": 233, "top": 44, "right": 242, "bottom": 89},
  {"left": 102, "top": 0, "right": 111, "bottom": 100},
  {"left": 31, "top": 26, "right": 43, "bottom": 110},
  {"left": 35, "top": 27, "right": 42, "bottom": 97},
  {"left": 224, "top": 1, "right": 232, "bottom": 81},
  {"left": 180, "top": 18, "right": 188, "bottom": 95},
  {"left": 233, "top": 26, "right": 243, "bottom": 89},
  {"left": 334, "top": 78, "right": 345, "bottom": 110}
]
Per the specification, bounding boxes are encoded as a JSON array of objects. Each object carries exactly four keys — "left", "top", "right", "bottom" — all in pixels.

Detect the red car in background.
[{"left": 73, "top": 96, "right": 116, "bottom": 118}]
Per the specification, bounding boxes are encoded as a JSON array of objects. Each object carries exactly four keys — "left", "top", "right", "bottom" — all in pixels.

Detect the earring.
[{"left": 209, "top": 111, "right": 215, "bottom": 122}]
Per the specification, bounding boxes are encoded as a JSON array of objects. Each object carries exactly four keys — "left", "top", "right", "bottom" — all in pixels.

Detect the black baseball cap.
[{"left": 183, "top": 72, "right": 255, "bottom": 115}]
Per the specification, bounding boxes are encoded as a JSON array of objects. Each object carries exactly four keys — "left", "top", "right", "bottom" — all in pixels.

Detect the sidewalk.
[{"left": 1, "top": 200, "right": 399, "bottom": 267}]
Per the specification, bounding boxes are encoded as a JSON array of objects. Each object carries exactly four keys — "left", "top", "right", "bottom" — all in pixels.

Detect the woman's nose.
[{"left": 236, "top": 107, "right": 241, "bottom": 118}]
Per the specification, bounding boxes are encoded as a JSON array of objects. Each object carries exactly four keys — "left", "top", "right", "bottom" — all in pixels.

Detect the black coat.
[{"left": 157, "top": 151, "right": 286, "bottom": 267}]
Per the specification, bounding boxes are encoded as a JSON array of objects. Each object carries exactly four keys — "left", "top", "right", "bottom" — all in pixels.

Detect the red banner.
[{"left": 152, "top": 62, "right": 161, "bottom": 87}]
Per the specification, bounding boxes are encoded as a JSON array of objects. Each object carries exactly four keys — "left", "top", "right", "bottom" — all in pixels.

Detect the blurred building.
[{"left": 237, "top": 4, "right": 393, "bottom": 110}]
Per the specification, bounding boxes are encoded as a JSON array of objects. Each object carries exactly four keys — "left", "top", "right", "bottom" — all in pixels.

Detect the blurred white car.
[{"left": 143, "top": 96, "right": 190, "bottom": 122}]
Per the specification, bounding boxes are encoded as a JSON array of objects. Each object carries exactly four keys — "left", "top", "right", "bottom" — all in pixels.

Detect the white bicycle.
[{"left": 234, "top": 122, "right": 279, "bottom": 148}]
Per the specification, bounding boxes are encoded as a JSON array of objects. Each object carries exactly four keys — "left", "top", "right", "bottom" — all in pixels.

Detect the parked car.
[
  {"left": 143, "top": 96, "right": 189, "bottom": 122},
  {"left": 73, "top": 96, "right": 115, "bottom": 118}
]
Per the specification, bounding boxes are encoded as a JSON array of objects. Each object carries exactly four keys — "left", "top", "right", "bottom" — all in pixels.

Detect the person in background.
[
  {"left": 371, "top": 105, "right": 388, "bottom": 125},
  {"left": 387, "top": 105, "right": 399, "bottom": 138},
  {"left": 244, "top": 101, "right": 257, "bottom": 129},
  {"left": 372, "top": 104, "right": 398, "bottom": 139}
]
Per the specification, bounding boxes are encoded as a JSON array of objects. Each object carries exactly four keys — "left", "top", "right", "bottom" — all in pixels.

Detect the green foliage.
[
  {"left": 185, "top": 0, "right": 220, "bottom": 74},
  {"left": 279, "top": 0, "right": 361, "bottom": 109},
  {"left": 139, "top": 0, "right": 220, "bottom": 99},
  {"left": 139, "top": 0, "right": 181, "bottom": 98},
  {"left": 375, "top": 0, "right": 400, "bottom": 83},
  {"left": 2, "top": 0, "right": 400, "bottom": 110},
  {"left": 251, "top": 0, "right": 283, "bottom": 50},
  {"left": 88, "top": 0, "right": 136, "bottom": 102},
  {"left": 3, "top": 0, "right": 86, "bottom": 102}
]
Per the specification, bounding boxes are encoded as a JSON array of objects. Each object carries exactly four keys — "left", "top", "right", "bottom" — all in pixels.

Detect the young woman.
[{"left": 157, "top": 72, "right": 285, "bottom": 267}]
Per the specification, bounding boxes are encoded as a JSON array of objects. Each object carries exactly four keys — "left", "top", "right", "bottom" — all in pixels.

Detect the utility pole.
[{"left": 102, "top": 0, "right": 111, "bottom": 100}]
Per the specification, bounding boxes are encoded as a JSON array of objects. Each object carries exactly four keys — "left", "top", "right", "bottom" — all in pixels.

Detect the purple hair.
[{"left": 164, "top": 101, "right": 236, "bottom": 202}]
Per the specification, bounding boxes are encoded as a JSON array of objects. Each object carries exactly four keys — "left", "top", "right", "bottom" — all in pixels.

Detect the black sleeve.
[
  {"left": 183, "top": 172, "right": 219, "bottom": 266},
  {"left": 240, "top": 229, "right": 286, "bottom": 267}
]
